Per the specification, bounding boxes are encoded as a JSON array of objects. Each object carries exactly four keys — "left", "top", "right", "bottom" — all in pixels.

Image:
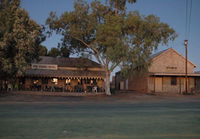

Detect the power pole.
[{"left": 184, "top": 40, "right": 188, "bottom": 94}]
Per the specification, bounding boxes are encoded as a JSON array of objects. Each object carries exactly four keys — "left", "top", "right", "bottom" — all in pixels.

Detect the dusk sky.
[{"left": 21, "top": 0, "right": 200, "bottom": 73}]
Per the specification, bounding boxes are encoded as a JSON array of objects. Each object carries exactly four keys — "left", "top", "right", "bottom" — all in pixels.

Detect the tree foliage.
[
  {"left": 108, "top": 0, "right": 136, "bottom": 12},
  {"left": 38, "top": 45, "right": 48, "bottom": 56},
  {"left": 46, "top": 0, "right": 177, "bottom": 95},
  {"left": 48, "top": 47, "right": 60, "bottom": 57},
  {"left": 59, "top": 46, "right": 70, "bottom": 57},
  {"left": 47, "top": 47, "right": 70, "bottom": 57},
  {"left": 0, "top": 0, "right": 45, "bottom": 78}
]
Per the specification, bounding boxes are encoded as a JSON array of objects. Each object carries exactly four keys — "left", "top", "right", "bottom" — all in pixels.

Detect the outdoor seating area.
[
  {"left": 0, "top": 84, "right": 105, "bottom": 93},
  {"left": 0, "top": 77, "right": 105, "bottom": 93},
  {"left": 28, "top": 84, "right": 104, "bottom": 93}
]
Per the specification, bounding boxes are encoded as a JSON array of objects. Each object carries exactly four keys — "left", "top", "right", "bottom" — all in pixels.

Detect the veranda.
[{"left": 0, "top": 76, "right": 105, "bottom": 93}]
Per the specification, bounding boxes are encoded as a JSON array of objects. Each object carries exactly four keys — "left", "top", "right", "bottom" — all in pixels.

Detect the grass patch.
[{"left": 0, "top": 101, "right": 200, "bottom": 139}]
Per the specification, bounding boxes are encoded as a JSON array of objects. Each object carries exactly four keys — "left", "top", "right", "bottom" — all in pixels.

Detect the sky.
[{"left": 21, "top": 0, "right": 200, "bottom": 75}]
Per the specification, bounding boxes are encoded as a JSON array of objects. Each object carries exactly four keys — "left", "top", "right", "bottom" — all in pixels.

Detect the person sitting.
[
  {"left": 93, "top": 86, "right": 97, "bottom": 93},
  {"left": 14, "top": 83, "right": 19, "bottom": 91},
  {"left": 7, "top": 83, "right": 12, "bottom": 91}
]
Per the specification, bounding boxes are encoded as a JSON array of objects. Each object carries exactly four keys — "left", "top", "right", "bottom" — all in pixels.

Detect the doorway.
[{"left": 155, "top": 77, "right": 162, "bottom": 92}]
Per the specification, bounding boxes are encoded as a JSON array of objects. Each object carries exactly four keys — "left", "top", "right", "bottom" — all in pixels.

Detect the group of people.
[
  {"left": 0, "top": 81, "right": 22, "bottom": 92},
  {"left": 31, "top": 84, "right": 99, "bottom": 93},
  {"left": 0, "top": 81, "right": 102, "bottom": 93}
]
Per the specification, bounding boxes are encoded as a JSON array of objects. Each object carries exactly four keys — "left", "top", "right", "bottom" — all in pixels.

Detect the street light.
[{"left": 184, "top": 40, "right": 188, "bottom": 94}]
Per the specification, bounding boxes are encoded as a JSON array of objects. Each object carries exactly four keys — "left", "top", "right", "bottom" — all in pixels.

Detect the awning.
[{"left": 149, "top": 72, "right": 200, "bottom": 77}]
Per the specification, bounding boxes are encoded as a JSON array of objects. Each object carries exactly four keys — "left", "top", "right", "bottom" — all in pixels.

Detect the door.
[
  {"left": 120, "top": 81, "right": 124, "bottom": 90},
  {"left": 155, "top": 77, "right": 162, "bottom": 92},
  {"left": 125, "top": 79, "right": 128, "bottom": 90}
]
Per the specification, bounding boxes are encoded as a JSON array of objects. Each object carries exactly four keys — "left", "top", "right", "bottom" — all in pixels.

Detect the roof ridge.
[
  {"left": 40, "top": 56, "right": 86, "bottom": 59},
  {"left": 150, "top": 48, "right": 170, "bottom": 59}
]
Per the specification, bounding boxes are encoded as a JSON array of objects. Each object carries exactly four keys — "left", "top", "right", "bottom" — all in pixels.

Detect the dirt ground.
[{"left": 0, "top": 91, "right": 200, "bottom": 104}]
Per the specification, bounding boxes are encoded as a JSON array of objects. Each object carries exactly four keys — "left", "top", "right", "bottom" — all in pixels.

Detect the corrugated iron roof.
[
  {"left": 150, "top": 48, "right": 169, "bottom": 59},
  {"left": 150, "top": 72, "right": 200, "bottom": 77},
  {"left": 32, "top": 56, "right": 102, "bottom": 68}
]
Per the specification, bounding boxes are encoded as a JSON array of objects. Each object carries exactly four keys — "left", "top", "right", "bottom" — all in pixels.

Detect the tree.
[
  {"left": 0, "top": 0, "right": 45, "bottom": 78},
  {"left": 48, "top": 46, "right": 70, "bottom": 57},
  {"left": 38, "top": 45, "right": 48, "bottom": 56},
  {"left": 59, "top": 46, "right": 70, "bottom": 57},
  {"left": 48, "top": 47, "right": 60, "bottom": 57},
  {"left": 108, "top": 0, "right": 136, "bottom": 12},
  {"left": 46, "top": 0, "right": 177, "bottom": 95}
]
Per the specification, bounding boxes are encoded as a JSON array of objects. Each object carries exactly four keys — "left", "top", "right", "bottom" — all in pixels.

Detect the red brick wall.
[{"left": 127, "top": 74, "right": 148, "bottom": 93}]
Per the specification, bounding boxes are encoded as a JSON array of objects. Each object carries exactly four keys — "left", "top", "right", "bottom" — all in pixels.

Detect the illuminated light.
[
  {"left": 33, "top": 80, "right": 39, "bottom": 84},
  {"left": 184, "top": 40, "right": 188, "bottom": 45},
  {"left": 52, "top": 78, "right": 58, "bottom": 85},
  {"left": 66, "top": 79, "right": 71, "bottom": 84}
]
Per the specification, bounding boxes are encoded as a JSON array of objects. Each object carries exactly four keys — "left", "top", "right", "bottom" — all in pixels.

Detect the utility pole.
[{"left": 184, "top": 40, "right": 188, "bottom": 94}]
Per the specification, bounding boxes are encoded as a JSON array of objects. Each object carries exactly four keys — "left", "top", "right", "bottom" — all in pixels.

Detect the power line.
[
  {"left": 185, "top": 0, "right": 188, "bottom": 39},
  {"left": 185, "top": 0, "right": 193, "bottom": 40},
  {"left": 188, "top": 0, "right": 193, "bottom": 40}
]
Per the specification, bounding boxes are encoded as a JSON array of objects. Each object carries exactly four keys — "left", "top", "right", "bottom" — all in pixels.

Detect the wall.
[
  {"left": 162, "top": 77, "right": 179, "bottom": 93},
  {"left": 149, "top": 49, "right": 195, "bottom": 73},
  {"left": 97, "top": 79, "right": 104, "bottom": 88},
  {"left": 147, "top": 76, "right": 195, "bottom": 94},
  {"left": 127, "top": 74, "right": 148, "bottom": 93},
  {"left": 25, "top": 78, "right": 32, "bottom": 89},
  {"left": 195, "top": 78, "right": 200, "bottom": 92},
  {"left": 148, "top": 77, "right": 154, "bottom": 93}
]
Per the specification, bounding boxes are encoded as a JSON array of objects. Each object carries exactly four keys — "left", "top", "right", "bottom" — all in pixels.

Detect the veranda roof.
[
  {"left": 33, "top": 56, "right": 102, "bottom": 68},
  {"left": 150, "top": 72, "right": 200, "bottom": 77},
  {"left": 24, "top": 69, "right": 105, "bottom": 79}
]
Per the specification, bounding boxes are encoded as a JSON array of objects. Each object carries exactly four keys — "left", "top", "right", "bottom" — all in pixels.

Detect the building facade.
[
  {"left": 116, "top": 48, "right": 200, "bottom": 94},
  {"left": 17, "top": 56, "right": 105, "bottom": 93}
]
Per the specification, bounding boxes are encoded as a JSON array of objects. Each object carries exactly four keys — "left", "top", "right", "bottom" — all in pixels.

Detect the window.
[{"left": 171, "top": 77, "right": 177, "bottom": 85}]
